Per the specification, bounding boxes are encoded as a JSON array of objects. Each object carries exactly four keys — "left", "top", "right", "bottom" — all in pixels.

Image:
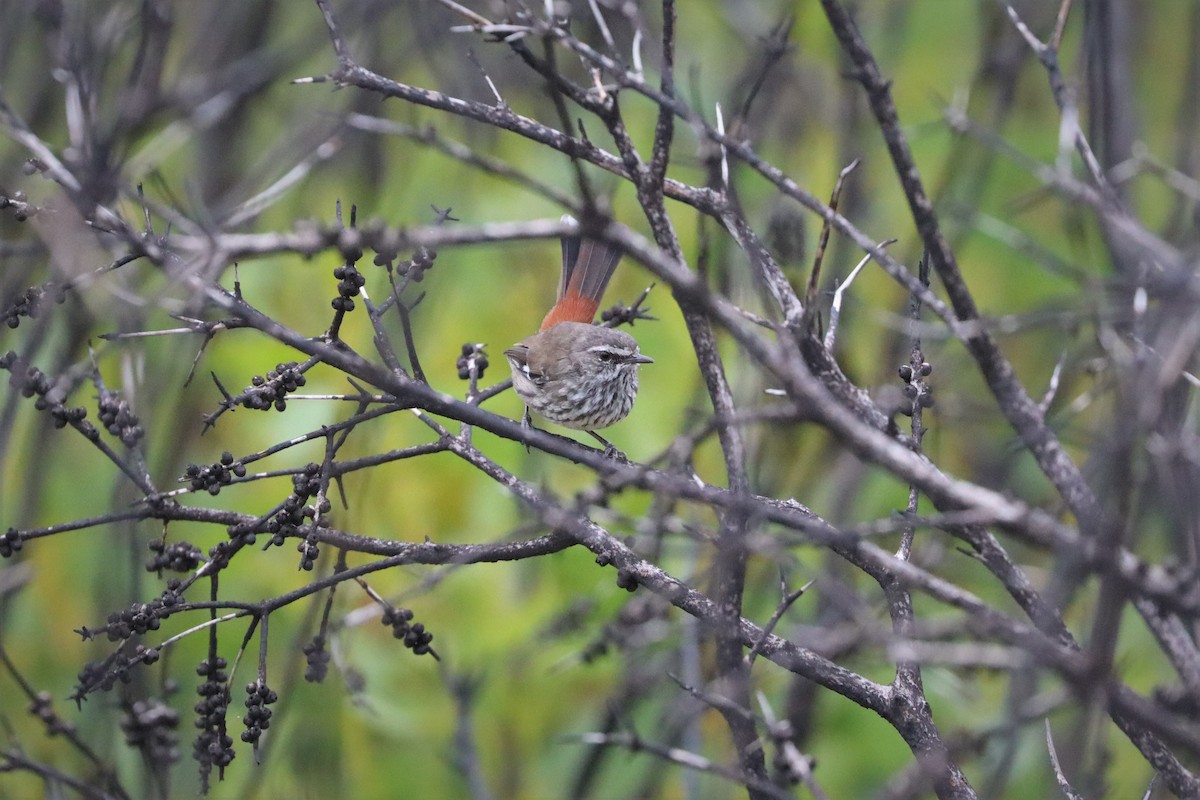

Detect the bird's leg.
[
  {"left": 588, "top": 430, "right": 627, "bottom": 462},
  {"left": 521, "top": 406, "right": 533, "bottom": 453}
]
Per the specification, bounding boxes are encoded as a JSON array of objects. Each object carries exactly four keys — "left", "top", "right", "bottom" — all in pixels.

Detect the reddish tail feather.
[{"left": 539, "top": 234, "right": 623, "bottom": 332}]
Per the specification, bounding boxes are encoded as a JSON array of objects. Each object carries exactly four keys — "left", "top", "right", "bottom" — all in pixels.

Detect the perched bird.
[{"left": 504, "top": 230, "right": 652, "bottom": 452}]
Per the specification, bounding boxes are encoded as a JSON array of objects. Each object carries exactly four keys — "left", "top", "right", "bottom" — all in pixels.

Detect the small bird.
[{"left": 505, "top": 230, "right": 652, "bottom": 453}]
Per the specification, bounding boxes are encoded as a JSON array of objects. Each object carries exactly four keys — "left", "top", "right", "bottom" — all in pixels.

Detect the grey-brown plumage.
[
  {"left": 508, "top": 232, "right": 652, "bottom": 449},
  {"left": 504, "top": 321, "right": 653, "bottom": 432}
]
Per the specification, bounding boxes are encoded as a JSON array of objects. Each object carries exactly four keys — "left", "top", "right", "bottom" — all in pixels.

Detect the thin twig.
[{"left": 824, "top": 238, "right": 897, "bottom": 351}]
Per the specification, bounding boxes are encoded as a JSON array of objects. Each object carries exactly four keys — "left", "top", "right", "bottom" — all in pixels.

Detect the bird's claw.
[{"left": 601, "top": 443, "right": 628, "bottom": 462}]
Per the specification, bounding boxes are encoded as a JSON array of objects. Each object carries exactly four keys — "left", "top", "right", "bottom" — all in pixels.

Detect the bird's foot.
[
  {"left": 588, "top": 431, "right": 627, "bottom": 461},
  {"left": 601, "top": 443, "right": 629, "bottom": 462}
]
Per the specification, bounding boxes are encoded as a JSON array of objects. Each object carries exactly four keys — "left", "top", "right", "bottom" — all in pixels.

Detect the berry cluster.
[
  {"left": 68, "top": 646, "right": 157, "bottom": 703},
  {"left": 456, "top": 342, "right": 489, "bottom": 380},
  {"left": 297, "top": 530, "right": 322, "bottom": 571},
  {"left": 240, "top": 361, "right": 306, "bottom": 412},
  {"left": 240, "top": 681, "right": 278, "bottom": 745},
  {"left": 104, "top": 603, "right": 161, "bottom": 641},
  {"left": 103, "top": 590, "right": 182, "bottom": 643},
  {"left": 401, "top": 246, "right": 436, "bottom": 282},
  {"left": 380, "top": 606, "right": 435, "bottom": 656},
  {"left": 184, "top": 452, "right": 246, "bottom": 496},
  {"left": 615, "top": 568, "right": 639, "bottom": 592},
  {"left": 80, "top": 585, "right": 184, "bottom": 647},
  {"left": 121, "top": 698, "right": 181, "bottom": 767},
  {"left": 1, "top": 351, "right": 90, "bottom": 432},
  {"left": 303, "top": 636, "right": 331, "bottom": 683},
  {"left": 292, "top": 461, "right": 322, "bottom": 498},
  {"left": 0, "top": 527, "right": 22, "bottom": 558},
  {"left": 97, "top": 386, "right": 144, "bottom": 447},
  {"left": 332, "top": 262, "right": 366, "bottom": 311},
  {"left": 267, "top": 462, "right": 327, "bottom": 547},
  {"left": 898, "top": 361, "right": 935, "bottom": 412},
  {"left": 74, "top": 656, "right": 134, "bottom": 698},
  {"left": 133, "top": 643, "right": 161, "bottom": 665},
  {"left": 205, "top": 540, "right": 235, "bottom": 572},
  {"left": 371, "top": 248, "right": 397, "bottom": 270},
  {"left": 3, "top": 283, "right": 63, "bottom": 329},
  {"left": 0, "top": 189, "right": 35, "bottom": 222},
  {"left": 225, "top": 520, "right": 258, "bottom": 546},
  {"left": 193, "top": 657, "right": 235, "bottom": 786},
  {"left": 147, "top": 540, "right": 203, "bottom": 573},
  {"left": 375, "top": 245, "right": 438, "bottom": 283}
]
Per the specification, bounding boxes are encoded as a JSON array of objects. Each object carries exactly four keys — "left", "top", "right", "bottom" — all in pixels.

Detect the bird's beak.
[{"left": 631, "top": 354, "right": 654, "bottom": 365}]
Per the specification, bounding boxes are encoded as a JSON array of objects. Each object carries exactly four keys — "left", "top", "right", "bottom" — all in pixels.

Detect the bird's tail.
[{"left": 539, "top": 219, "right": 622, "bottom": 331}]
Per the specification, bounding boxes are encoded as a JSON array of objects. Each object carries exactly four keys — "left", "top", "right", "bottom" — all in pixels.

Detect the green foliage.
[{"left": 2, "top": 1, "right": 1198, "bottom": 798}]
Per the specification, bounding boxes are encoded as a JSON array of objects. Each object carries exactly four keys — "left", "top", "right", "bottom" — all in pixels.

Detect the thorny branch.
[{"left": 1, "top": 1, "right": 1198, "bottom": 798}]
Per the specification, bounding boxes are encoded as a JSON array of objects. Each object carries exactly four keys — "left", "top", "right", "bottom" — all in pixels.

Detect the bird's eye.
[{"left": 597, "top": 351, "right": 614, "bottom": 362}]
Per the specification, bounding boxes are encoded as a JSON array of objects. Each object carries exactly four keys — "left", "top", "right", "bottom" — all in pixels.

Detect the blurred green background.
[{"left": 1, "top": 0, "right": 1196, "bottom": 797}]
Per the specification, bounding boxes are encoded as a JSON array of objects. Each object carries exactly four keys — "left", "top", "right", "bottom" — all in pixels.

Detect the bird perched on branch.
[{"left": 504, "top": 225, "right": 652, "bottom": 454}]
